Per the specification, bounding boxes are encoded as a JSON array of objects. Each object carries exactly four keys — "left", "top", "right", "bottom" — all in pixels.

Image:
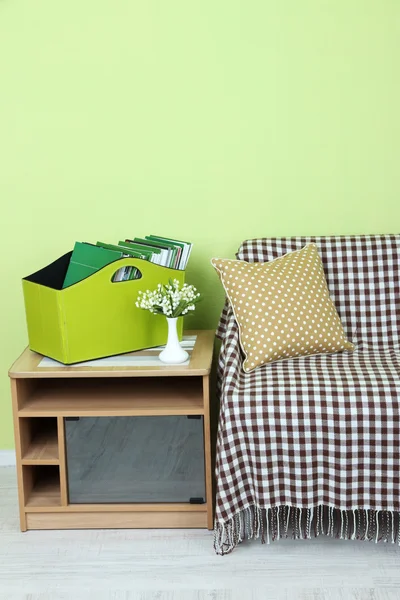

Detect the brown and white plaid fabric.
[{"left": 214, "top": 235, "right": 400, "bottom": 554}]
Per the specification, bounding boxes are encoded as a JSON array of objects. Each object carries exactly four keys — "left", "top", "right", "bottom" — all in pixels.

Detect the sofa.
[{"left": 214, "top": 235, "right": 400, "bottom": 554}]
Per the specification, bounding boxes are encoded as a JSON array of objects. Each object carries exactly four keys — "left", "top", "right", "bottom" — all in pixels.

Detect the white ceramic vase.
[{"left": 159, "top": 317, "right": 189, "bottom": 364}]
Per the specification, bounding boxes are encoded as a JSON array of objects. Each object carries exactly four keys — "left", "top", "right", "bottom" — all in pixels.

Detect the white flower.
[{"left": 135, "top": 280, "right": 201, "bottom": 318}]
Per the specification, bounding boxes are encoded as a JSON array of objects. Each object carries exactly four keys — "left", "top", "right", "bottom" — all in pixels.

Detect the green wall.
[{"left": 1, "top": 0, "right": 399, "bottom": 449}]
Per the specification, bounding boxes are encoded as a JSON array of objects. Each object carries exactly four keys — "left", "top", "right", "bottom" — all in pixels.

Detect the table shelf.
[
  {"left": 24, "top": 466, "right": 61, "bottom": 508},
  {"left": 18, "top": 377, "right": 204, "bottom": 417},
  {"left": 20, "top": 417, "right": 59, "bottom": 465},
  {"left": 22, "top": 430, "right": 59, "bottom": 464}
]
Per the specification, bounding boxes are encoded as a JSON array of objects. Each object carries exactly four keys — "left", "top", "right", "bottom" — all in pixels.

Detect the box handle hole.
[{"left": 111, "top": 267, "right": 143, "bottom": 282}]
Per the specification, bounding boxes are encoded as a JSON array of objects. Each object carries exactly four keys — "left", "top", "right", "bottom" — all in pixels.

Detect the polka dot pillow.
[{"left": 212, "top": 243, "right": 354, "bottom": 373}]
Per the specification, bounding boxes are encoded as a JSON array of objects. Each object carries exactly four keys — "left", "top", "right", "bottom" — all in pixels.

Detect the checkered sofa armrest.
[
  {"left": 216, "top": 299, "right": 233, "bottom": 341},
  {"left": 216, "top": 310, "right": 244, "bottom": 401}
]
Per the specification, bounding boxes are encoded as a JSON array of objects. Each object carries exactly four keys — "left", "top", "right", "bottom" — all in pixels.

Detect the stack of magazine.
[{"left": 63, "top": 235, "right": 192, "bottom": 288}]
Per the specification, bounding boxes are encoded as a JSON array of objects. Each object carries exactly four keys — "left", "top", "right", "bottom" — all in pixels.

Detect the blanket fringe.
[{"left": 214, "top": 506, "right": 400, "bottom": 555}]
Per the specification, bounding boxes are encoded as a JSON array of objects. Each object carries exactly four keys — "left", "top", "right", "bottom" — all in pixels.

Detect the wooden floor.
[{"left": 1, "top": 467, "right": 400, "bottom": 600}]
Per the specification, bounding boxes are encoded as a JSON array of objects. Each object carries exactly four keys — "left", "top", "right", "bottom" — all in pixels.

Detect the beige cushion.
[{"left": 212, "top": 243, "right": 354, "bottom": 373}]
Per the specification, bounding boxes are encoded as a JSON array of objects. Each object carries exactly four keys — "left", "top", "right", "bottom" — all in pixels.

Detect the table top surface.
[{"left": 9, "top": 330, "right": 215, "bottom": 379}]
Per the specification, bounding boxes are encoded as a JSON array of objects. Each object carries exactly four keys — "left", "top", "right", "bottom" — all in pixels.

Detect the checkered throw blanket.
[{"left": 214, "top": 235, "right": 400, "bottom": 554}]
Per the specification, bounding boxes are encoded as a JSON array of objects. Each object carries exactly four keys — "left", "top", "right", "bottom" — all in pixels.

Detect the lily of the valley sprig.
[{"left": 136, "top": 279, "right": 201, "bottom": 318}]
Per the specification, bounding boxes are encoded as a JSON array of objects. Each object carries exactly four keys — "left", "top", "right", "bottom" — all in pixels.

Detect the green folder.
[
  {"left": 96, "top": 242, "right": 146, "bottom": 257},
  {"left": 147, "top": 235, "right": 192, "bottom": 269},
  {"left": 128, "top": 238, "right": 171, "bottom": 267},
  {"left": 118, "top": 241, "right": 159, "bottom": 278},
  {"left": 118, "top": 241, "right": 159, "bottom": 260},
  {"left": 63, "top": 242, "right": 123, "bottom": 288},
  {"left": 140, "top": 237, "right": 179, "bottom": 268}
]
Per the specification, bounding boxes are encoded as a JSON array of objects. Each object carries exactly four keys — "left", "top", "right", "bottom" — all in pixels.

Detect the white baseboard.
[{"left": 0, "top": 450, "right": 16, "bottom": 467}]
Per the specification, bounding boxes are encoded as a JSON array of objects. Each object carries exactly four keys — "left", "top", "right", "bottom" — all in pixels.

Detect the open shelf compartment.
[
  {"left": 20, "top": 417, "right": 59, "bottom": 464},
  {"left": 24, "top": 465, "right": 61, "bottom": 508},
  {"left": 18, "top": 377, "right": 204, "bottom": 417}
]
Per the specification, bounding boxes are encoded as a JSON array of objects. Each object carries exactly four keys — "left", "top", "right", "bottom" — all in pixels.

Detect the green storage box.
[{"left": 22, "top": 252, "right": 185, "bottom": 364}]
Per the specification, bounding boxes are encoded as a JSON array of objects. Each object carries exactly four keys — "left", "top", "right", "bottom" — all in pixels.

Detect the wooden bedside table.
[{"left": 8, "top": 330, "right": 215, "bottom": 532}]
